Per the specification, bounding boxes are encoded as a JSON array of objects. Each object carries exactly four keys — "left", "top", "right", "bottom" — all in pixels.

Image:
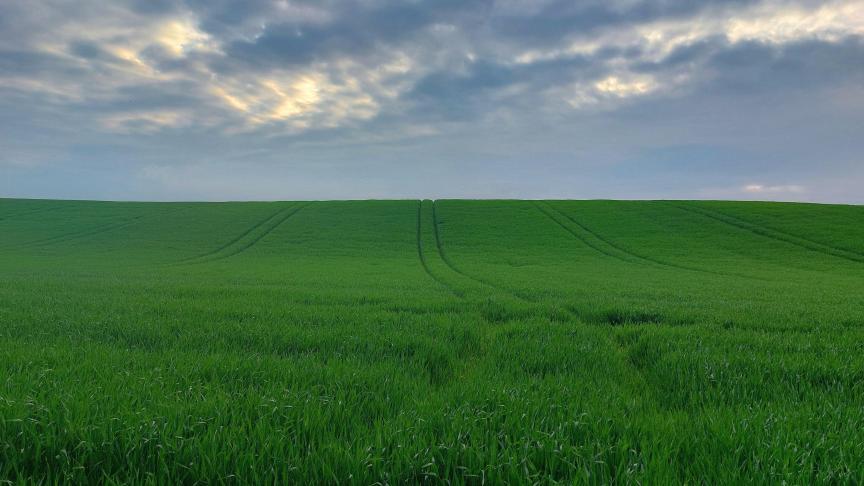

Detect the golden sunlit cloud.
[
  {"left": 727, "top": 2, "right": 864, "bottom": 44},
  {"left": 562, "top": 73, "right": 660, "bottom": 109},
  {"left": 155, "top": 18, "right": 218, "bottom": 57},
  {"left": 513, "top": 0, "right": 864, "bottom": 68},
  {"left": 207, "top": 70, "right": 384, "bottom": 132},
  {"left": 594, "top": 75, "right": 657, "bottom": 97}
]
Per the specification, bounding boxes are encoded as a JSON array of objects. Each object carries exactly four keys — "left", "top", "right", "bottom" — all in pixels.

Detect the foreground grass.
[{"left": 1, "top": 198, "right": 863, "bottom": 483}]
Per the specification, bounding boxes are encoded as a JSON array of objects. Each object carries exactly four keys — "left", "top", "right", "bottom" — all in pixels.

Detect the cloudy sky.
[{"left": 1, "top": 0, "right": 862, "bottom": 202}]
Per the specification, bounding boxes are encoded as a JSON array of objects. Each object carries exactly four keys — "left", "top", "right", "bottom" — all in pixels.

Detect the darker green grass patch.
[
  {"left": 625, "top": 337, "right": 663, "bottom": 372},
  {"left": 604, "top": 309, "right": 665, "bottom": 326},
  {"left": 573, "top": 306, "right": 669, "bottom": 326},
  {"left": 419, "top": 343, "right": 456, "bottom": 386}
]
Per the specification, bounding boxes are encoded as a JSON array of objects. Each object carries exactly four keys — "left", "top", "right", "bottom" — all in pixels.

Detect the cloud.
[
  {"left": 100, "top": 109, "right": 196, "bottom": 134},
  {"left": 0, "top": 0, "right": 863, "bottom": 201},
  {"left": 742, "top": 184, "right": 806, "bottom": 194},
  {"left": 3, "top": 0, "right": 863, "bottom": 133}
]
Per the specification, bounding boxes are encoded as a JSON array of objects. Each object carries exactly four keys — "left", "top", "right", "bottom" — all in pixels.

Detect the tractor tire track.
[
  {"left": 9, "top": 206, "right": 185, "bottom": 251},
  {"left": 671, "top": 203, "right": 864, "bottom": 264},
  {"left": 174, "top": 204, "right": 295, "bottom": 264},
  {"left": 431, "top": 201, "right": 535, "bottom": 302},
  {"left": 0, "top": 204, "right": 65, "bottom": 222},
  {"left": 534, "top": 202, "right": 644, "bottom": 265},
  {"left": 11, "top": 217, "right": 143, "bottom": 250},
  {"left": 180, "top": 204, "right": 307, "bottom": 265},
  {"left": 416, "top": 201, "right": 463, "bottom": 297},
  {"left": 542, "top": 202, "right": 766, "bottom": 281}
]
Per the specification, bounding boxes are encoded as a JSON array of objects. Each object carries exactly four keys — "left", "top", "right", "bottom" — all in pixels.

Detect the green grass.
[{"left": 1, "top": 198, "right": 863, "bottom": 484}]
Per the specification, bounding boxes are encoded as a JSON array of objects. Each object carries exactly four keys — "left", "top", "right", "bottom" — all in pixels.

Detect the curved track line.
[
  {"left": 213, "top": 204, "right": 306, "bottom": 260},
  {"left": 543, "top": 202, "right": 765, "bottom": 281},
  {"left": 14, "top": 217, "right": 143, "bottom": 250},
  {"left": 672, "top": 203, "right": 864, "bottom": 264},
  {"left": 416, "top": 201, "right": 462, "bottom": 297},
  {"left": 431, "top": 201, "right": 535, "bottom": 302},
  {"left": 175, "top": 204, "right": 295, "bottom": 263},
  {"left": 533, "top": 202, "right": 642, "bottom": 265},
  {"left": 10, "top": 206, "right": 185, "bottom": 251},
  {"left": 543, "top": 202, "right": 670, "bottom": 266},
  {"left": 0, "top": 204, "right": 64, "bottom": 222},
  {"left": 182, "top": 204, "right": 307, "bottom": 265}
]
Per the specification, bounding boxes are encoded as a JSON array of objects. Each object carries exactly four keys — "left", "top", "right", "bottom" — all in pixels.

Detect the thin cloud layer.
[{"left": 1, "top": 0, "right": 862, "bottom": 201}]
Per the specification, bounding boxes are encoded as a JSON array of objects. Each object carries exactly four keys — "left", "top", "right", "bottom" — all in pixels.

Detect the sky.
[{"left": 1, "top": 0, "right": 863, "bottom": 202}]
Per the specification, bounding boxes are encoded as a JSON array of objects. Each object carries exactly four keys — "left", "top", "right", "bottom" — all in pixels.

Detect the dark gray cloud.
[
  {"left": 219, "top": 0, "right": 491, "bottom": 69},
  {"left": 0, "top": 49, "right": 86, "bottom": 77},
  {"left": 1, "top": 0, "right": 863, "bottom": 202},
  {"left": 707, "top": 38, "right": 864, "bottom": 92}
]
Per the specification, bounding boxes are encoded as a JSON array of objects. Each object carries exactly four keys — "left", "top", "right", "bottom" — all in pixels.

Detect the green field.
[{"left": 1, "top": 198, "right": 863, "bottom": 483}]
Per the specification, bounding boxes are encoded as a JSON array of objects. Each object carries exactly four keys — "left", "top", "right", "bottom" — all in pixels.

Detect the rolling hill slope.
[{"left": 1, "top": 198, "right": 863, "bottom": 483}]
